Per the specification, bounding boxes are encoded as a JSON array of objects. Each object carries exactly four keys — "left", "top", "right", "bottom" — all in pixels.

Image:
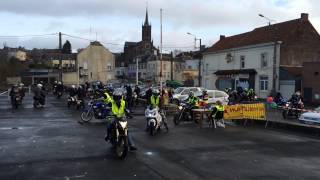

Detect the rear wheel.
[{"left": 81, "top": 110, "right": 94, "bottom": 122}]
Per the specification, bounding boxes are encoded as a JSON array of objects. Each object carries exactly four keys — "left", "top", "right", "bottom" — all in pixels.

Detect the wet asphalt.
[{"left": 0, "top": 93, "right": 320, "bottom": 180}]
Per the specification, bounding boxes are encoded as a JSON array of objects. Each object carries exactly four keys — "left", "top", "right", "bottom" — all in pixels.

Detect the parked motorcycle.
[
  {"left": 108, "top": 116, "right": 129, "bottom": 160},
  {"left": 173, "top": 103, "right": 193, "bottom": 125},
  {"left": 145, "top": 106, "right": 169, "bottom": 136},
  {"left": 282, "top": 101, "right": 303, "bottom": 119},
  {"left": 81, "top": 100, "right": 111, "bottom": 122}
]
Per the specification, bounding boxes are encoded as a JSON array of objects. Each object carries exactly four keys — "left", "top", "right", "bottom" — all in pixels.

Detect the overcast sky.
[{"left": 0, "top": 0, "right": 320, "bottom": 53}]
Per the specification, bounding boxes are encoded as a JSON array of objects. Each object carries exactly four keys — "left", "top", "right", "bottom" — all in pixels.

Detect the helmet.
[
  {"left": 203, "top": 90, "right": 207, "bottom": 94},
  {"left": 189, "top": 91, "right": 194, "bottom": 97},
  {"left": 113, "top": 89, "right": 123, "bottom": 102},
  {"left": 54, "top": 81, "right": 57, "bottom": 84},
  {"left": 152, "top": 89, "right": 160, "bottom": 96},
  {"left": 71, "top": 85, "right": 76, "bottom": 89},
  {"left": 37, "top": 84, "right": 43, "bottom": 88},
  {"left": 19, "top": 83, "right": 24, "bottom": 87},
  {"left": 58, "top": 81, "right": 62, "bottom": 85}
]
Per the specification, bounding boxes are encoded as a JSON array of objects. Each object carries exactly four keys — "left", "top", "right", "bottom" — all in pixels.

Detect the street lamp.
[
  {"left": 259, "top": 14, "right": 277, "bottom": 96},
  {"left": 187, "top": 32, "right": 202, "bottom": 87}
]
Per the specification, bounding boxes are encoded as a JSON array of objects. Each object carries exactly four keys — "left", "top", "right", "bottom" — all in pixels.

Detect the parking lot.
[{"left": 1, "top": 94, "right": 320, "bottom": 180}]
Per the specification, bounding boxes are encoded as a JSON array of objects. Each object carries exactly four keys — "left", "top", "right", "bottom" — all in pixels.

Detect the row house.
[{"left": 203, "top": 13, "right": 320, "bottom": 100}]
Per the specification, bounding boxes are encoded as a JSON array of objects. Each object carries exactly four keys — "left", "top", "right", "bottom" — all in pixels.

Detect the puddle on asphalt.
[{"left": 0, "top": 127, "right": 29, "bottom": 130}]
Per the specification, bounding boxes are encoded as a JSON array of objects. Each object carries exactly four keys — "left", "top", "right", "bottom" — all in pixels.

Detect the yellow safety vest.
[
  {"left": 150, "top": 95, "right": 160, "bottom": 107},
  {"left": 111, "top": 100, "right": 126, "bottom": 118},
  {"left": 213, "top": 105, "right": 225, "bottom": 118},
  {"left": 103, "top": 92, "right": 112, "bottom": 104}
]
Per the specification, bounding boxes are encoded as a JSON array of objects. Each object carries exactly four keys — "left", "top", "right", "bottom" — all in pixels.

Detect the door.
[
  {"left": 304, "top": 87, "right": 312, "bottom": 102},
  {"left": 279, "top": 80, "right": 295, "bottom": 100}
]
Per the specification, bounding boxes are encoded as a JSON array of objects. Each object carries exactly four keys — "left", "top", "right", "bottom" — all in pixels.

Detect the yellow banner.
[{"left": 223, "top": 103, "right": 266, "bottom": 121}]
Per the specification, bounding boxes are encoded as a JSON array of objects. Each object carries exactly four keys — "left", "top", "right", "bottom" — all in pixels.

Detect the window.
[
  {"left": 181, "top": 89, "right": 190, "bottom": 95},
  {"left": 215, "top": 91, "right": 228, "bottom": 98},
  {"left": 205, "top": 63, "right": 209, "bottom": 75},
  {"left": 107, "top": 63, "right": 112, "bottom": 71},
  {"left": 260, "top": 76, "right": 269, "bottom": 91},
  {"left": 261, "top": 53, "right": 268, "bottom": 68},
  {"left": 83, "top": 62, "right": 88, "bottom": 69},
  {"left": 240, "top": 56, "right": 245, "bottom": 69},
  {"left": 188, "top": 65, "right": 192, "bottom": 69},
  {"left": 163, "top": 64, "right": 167, "bottom": 70}
]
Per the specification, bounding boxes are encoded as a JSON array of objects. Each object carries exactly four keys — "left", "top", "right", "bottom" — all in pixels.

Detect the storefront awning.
[{"left": 214, "top": 69, "right": 257, "bottom": 75}]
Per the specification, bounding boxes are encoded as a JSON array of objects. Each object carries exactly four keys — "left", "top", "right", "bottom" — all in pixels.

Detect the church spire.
[{"left": 144, "top": 7, "right": 149, "bottom": 26}]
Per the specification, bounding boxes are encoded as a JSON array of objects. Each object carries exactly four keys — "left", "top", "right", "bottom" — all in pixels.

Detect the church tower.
[{"left": 142, "top": 8, "right": 151, "bottom": 42}]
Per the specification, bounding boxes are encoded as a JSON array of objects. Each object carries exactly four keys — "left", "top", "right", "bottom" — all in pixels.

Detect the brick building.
[{"left": 203, "top": 13, "right": 320, "bottom": 99}]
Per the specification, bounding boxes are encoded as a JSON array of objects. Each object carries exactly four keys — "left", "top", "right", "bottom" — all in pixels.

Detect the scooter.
[
  {"left": 173, "top": 102, "right": 193, "bottom": 125},
  {"left": 145, "top": 106, "right": 169, "bottom": 136}
]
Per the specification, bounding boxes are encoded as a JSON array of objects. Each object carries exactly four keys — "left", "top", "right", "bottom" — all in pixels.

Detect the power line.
[
  {"left": 62, "top": 33, "right": 124, "bottom": 46},
  {"left": 0, "top": 33, "right": 58, "bottom": 38}
]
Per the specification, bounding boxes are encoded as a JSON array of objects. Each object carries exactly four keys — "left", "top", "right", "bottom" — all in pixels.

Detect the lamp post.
[
  {"left": 187, "top": 32, "right": 202, "bottom": 87},
  {"left": 259, "top": 14, "right": 277, "bottom": 96}
]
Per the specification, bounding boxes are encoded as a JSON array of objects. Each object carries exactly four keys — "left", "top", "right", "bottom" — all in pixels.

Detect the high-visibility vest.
[
  {"left": 103, "top": 92, "right": 112, "bottom": 103},
  {"left": 150, "top": 95, "right": 160, "bottom": 107},
  {"left": 213, "top": 105, "right": 225, "bottom": 118},
  {"left": 188, "top": 96, "right": 199, "bottom": 107},
  {"left": 111, "top": 100, "right": 126, "bottom": 118}
]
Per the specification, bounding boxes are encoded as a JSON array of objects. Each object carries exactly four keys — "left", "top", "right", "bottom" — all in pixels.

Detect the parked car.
[
  {"left": 299, "top": 107, "right": 320, "bottom": 125},
  {"left": 172, "top": 87, "right": 205, "bottom": 104},
  {"left": 206, "top": 90, "right": 229, "bottom": 105}
]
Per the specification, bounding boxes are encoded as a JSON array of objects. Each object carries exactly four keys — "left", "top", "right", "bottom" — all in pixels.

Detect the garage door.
[{"left": 279, "top": 80, "right": 295, "bottom": 100}]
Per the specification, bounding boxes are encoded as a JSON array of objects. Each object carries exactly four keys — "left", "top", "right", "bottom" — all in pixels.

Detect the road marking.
[{"left": 0, "top": 91, "right": 8, "bottom": 96}]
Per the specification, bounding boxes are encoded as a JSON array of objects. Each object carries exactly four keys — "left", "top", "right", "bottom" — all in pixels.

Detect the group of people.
[{"left": 225, "top": 87, "right": 256, "bottom": 104}]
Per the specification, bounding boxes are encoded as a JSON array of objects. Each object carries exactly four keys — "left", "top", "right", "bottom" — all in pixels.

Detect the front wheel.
[
  {"left": 81, "top": 110, "right": 94, "bottom": 122},
  {"left": 282, "top": 110, "right": 288, "bottom": 119},
  {"left": 149, "top": 121, "right": 155, "bottom": 136},
  {"left": 116, "top": 137, "right": 128, "bottom": 160},
  {"left": 173, "top": 114, "right": 181, "bottom": 125}
]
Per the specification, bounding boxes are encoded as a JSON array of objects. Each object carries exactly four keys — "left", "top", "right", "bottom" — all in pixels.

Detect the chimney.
[
  {"left": 301, "top": 13, "right": 308, "bottom": 21},
  {"left": 220, "top": 35, "right": 226, "bottom": 40}
]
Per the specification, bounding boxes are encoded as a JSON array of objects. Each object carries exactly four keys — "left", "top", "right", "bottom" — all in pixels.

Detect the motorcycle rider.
[
  {"left": 125, "top": 85, "right": 133, "bottom": 110},
  {"left": 34, "top": 84, "right": 46, "bottom": 107},
  {"left": 150, "top": 89, "right": 160, "bottom": 107},
  {"left": 10, "top": 84, "right": 21, "bottom": 107},
  {"left": 186, "top": 91, "right": 199, "bottom": 108},
  {"left": 105, "top": 90, "right": 137, "bottom": 151},
  {"left": 210, "top": 100, "right": 225, "bottom": 128},
  {"left": 199, "top": 90, "right": 209, "bottom": 107},
  {"left": 289, "top": 91, "right": 303, "bottom": 109},
  {"left": 52, "top": 81, "right": 58, "bottom": 94},
  {"left": 18, "top": 83, "right": 25, "bottom": 101},
  {"left": 134, "top": 85, "right": 140, "bottom": 105}
]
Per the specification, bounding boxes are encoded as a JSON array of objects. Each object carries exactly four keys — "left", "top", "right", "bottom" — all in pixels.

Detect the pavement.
[{"left": 1, "top": 94, "right": 320, "bottom": 180}]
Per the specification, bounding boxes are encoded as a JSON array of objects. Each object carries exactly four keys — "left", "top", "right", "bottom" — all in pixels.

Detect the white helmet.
[
  {"left": 37, "top": 84, "right": 43, "bottom": 88},
  {"left": 71, "top": 85, "right": 76, "bottom": 89}
]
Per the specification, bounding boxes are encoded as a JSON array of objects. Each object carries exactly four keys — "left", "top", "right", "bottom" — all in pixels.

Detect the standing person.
[
  {"left": 145, "top": 86, "right": 153, "bottom": 106},
  {"left": 125, "top": 85, "right": 133, "bottom": 110},
  {"left": 210, "top": 100, "right": 225, "bottom": 128},
  {"left": 168, "top": 88, "right": 173, "bottom": 103},
  {"left": 134, "top": 85, "right": 141, "bottom": 105}
]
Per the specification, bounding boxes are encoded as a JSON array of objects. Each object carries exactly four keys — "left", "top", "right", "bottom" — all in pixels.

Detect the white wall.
[{"left": 202, "top": 42, "right": 280, "bottom": 98}]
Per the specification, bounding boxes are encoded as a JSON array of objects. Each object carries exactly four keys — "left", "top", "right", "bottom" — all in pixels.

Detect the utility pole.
[
  {"left": 136, "top": 57, "right": 139, "bottom": 86},
  {"left": 198, "top": 39, "right": 202, "bottom": 87},
  {"left": 160, "top": 8, "right": 163, "bottom": 92},
  {"left": 170, "top": 51, "right": 173, "bottom": 81},
  {"left": 59, "top": 32, "right": 62, "bottom": 82}
]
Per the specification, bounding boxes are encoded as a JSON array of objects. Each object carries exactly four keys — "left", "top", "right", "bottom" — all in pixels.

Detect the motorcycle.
[
  {"left": 282, "top": 101, "right": 303, "bottom": 119},
  {"left": 109, "top": 116, "right": 129, "bottom": 160},
  {"left": 145, "top": 106, "right": 169, "bottom": 136},
  {"left": 11, "top": 93, "right": 22, "bottom": 109},
  {"left": 76, "top": 98, "right": 85, "bottom": 110},
  {"left": 173, "top": 103, "right": 193, "bottom": 125},
  {"left": 67, "top": 96, "right": 77, "bottom": 108},
  {"left": 56, "top": 90, "right": 63, "bottom": 99},
  {"left": 81, "top": 100, "right": 111, "bottom": 122},
  {"left": 33, "top": 97, "right": 45, "bottom": 108}
]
